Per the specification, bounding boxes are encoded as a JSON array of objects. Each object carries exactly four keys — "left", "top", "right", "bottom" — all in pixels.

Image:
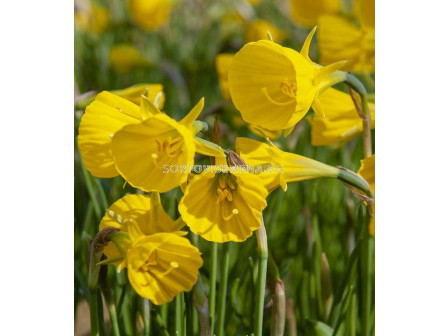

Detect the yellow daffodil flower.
[
  {"left": 127, "top": 233, "right": 203, "bottom": 305},
  {"left": 111, "top": 98, "right": 225, "bottom": 192},
  {"left": 236, "top": 137, "right": 339, "bottom": 192},
  {"left": 309, "top": 88, "right": 375, "bottom": 146},
  {"left": 228, "top": 27, "right": 347, "bottom": 132},
  {"left": 109, "top": 44, "right": 149, "bottom": 74},
  {"left": 244, "top": 19, "right": 286, "bottom": 43},
  {"left": 318, "top": 15, "right": 375, "bottom": 73},
  {"left": 79, "top": 91, "right": 225, "bottom": 191},
  {"left": 99, "top": 193, "right": 184, "bottom": 267},
  {"left": 358, "top": 154, "right": 375, "bottom": 236},
  {"left": 75, "top": 3, "right": 110, "bottom": 34},
  {"left": 289, "top": 0, "right": 341, "bottom": 27},
  {"left": 179, "top": 168, "right": 268, "bottom": 242},
  {"left": 98, "top": 193, "right": 202, "bottom": 305},
  {"left": 215, "top": 53, "right": 233, "bottom": 101},
  {"left": 128, "top": 0, "right": 174, "bottom": 31}
]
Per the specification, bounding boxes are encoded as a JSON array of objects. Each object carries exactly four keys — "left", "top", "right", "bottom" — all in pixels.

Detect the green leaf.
[{"left": 306, "top": 318, "right": 344, "bottom": 336}]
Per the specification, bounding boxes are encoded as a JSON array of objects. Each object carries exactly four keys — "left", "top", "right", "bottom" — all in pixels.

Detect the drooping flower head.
[
  {"left": 309, "top": 88, "right": 375, "bottom": 146},
  {"left": 99, "top": 193, "right": 203, "bottom": 305},
  {"left": 289, "top": 0, "right": 341, "bottom": 27},
  {"left": 228, "top": 27, "right": 347, "bottom": 132},
  {"left": 78, "top": 90, "right": 225, "bottom": 192},
  {"left": 179, "top": 165, "right": 268, "bottom": 242}
]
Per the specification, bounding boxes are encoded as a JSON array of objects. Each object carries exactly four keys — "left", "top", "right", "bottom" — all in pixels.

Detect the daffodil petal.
[{"left": 78, "top": 91, "right": 142, "bottom": 178}]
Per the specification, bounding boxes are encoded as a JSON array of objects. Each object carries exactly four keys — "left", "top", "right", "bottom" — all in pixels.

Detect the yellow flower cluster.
[{"left": 78, "top": 0, "right": 375, "bottom": 306}]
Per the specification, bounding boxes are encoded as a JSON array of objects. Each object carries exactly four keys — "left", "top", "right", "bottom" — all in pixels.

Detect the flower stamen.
[
  {"left": 262, "top": 87, "right": 295, "bottom": 106},
  {"left": 215, "top": 174, "right": 240, "bottom": 220},
  {"left": 280, "top": 79, "right": 297, "bottom": 98},
  {"left": 222, "top": 208, "right": 239, "bottom": 221},
  {"left": 160, "top": 260, "right": 180, "bottom": 276},
  {"left": 154, "top": 136, "right": 184, "bottom": 161}
]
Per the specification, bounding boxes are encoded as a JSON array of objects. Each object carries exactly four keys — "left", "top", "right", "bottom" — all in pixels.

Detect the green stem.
[
  {"left": 347, "top": 293, "right": 357, "bottom": 336},
  {"left": 175, "top": 294, "right": 183, "bottom": 335},
  {"left": 255, "top": 217, "right": 268, "bottom": 336},
  {"left": 107, "top": 301, "right": 120, "bottom": 336},
  {"left": 89, "top": 288, "right": 100, "bottom": 336},
  {"left": 345, "top": 73, "right": 372, "bottom": 157},
  {"left": 186, "top": 292, "right": 194, "bottom": 336},
  {"left": 99, "top": 271, "right": 120, "bottom": 336},
  {"left": 94, "top": 178, "right": 108, "bottom": 212},
  {"left": 142, "top": 298, "right": 151, "bottom": 336},
  {"left": 362, "top": 234, "right": 374, "bottom": 336},
  {"left": 117, "top": 273, "right": 133, "bottom": 336},
  {"left": 80, "top": 153, "right": 101, "bottom": 219},
  {"left": 216, "top": 243, "right": 230, "bottom": 336},
  {"left": 97, "top": 292, "right": 106, "bottom": 336},
  {"left": 154, "top": 311, "right": 170, "bottom": 336},
  {"left": 161, "top": 303, "right": 168, "bottom": 327},
  {"left": 209, "top": 242, "right": 218, "bottom": 335}
]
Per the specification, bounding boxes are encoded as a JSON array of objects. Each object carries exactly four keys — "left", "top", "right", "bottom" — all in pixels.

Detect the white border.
[{"left": 0, "top": 0, "right": 73, "bottom": 334}]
